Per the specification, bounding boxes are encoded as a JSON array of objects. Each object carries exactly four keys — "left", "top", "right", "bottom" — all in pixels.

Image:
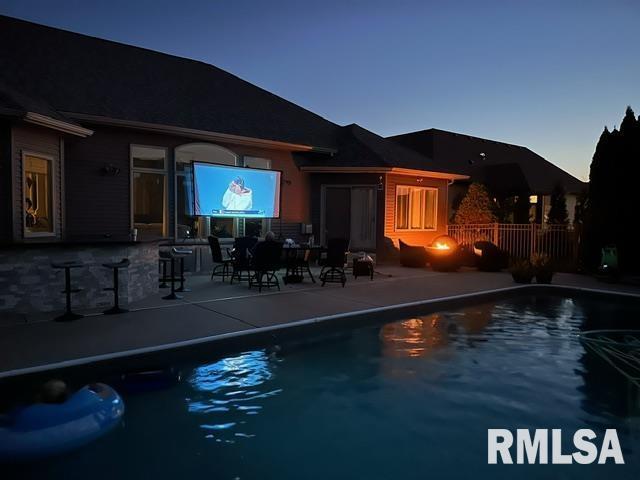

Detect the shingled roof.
[
  {"left": 0, "top": 15, "right": 339, "bottom": 148},
  {"left": 296, "top": 124, "right": 466, "bottom": 178},
  {"left": 389, "top": 128, "right": 586, "bottom": 194}
]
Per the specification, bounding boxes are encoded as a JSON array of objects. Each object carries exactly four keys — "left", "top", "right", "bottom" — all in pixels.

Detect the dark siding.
[
  {"left": 0, "top": 121, "right": 11, "bottom": 242},
  {"left": 63, "top": 125, "right": 313, "bottom": 240}
]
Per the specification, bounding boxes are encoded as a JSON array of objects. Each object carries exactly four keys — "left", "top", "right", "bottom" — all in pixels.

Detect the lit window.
[
  {"left": 395, "top": 185, "right": 437, "bottom": 231},
  {"left": 131, "top": 145, "right": 167, "bottom": 239},
  {"left": 24, "top": 154, "right": 54, "bottom": 236}
]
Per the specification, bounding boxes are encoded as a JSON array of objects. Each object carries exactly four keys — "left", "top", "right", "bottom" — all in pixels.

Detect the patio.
[{"left": 2, "top": 265, "right": 640, "bottom": 378}]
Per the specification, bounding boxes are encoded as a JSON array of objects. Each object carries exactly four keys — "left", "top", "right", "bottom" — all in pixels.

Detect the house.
[
  {"left": 0, "top": 15, "right": 466, "bottom": 314},
  {"left": 388, "top": 128, "right": 587, "bottom": 223}
]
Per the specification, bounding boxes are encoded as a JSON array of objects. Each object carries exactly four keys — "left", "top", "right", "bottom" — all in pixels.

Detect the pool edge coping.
[{"left": 2, "top": 283, "right": 639, "bottom": 379}]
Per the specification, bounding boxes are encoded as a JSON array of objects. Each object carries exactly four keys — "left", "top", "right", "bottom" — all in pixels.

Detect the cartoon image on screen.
[{"left": 193, "top": 163, "right": 281, "bottom": 218}]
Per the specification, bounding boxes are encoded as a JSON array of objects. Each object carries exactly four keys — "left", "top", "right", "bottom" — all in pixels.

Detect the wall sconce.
[
  {"left": 101, "top": 164, "right": 121, "bottom": 176},
  {"left": 529, "top": 195, "right": 538, "bottom": 204},
  {"left": 416, "top": 178, "right": 424, "bottom": 183},
  {"left": 378, "top": 175, "right": 384, "bottom": 191}
]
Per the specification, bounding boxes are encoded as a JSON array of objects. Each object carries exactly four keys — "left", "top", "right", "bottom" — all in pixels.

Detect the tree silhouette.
[
  {"left": 547, "top": 183, "right": 569, "bottom": 224},
  {"left": 453, "top": 183, "right": 497, "bottom": 224},
  {"left": 583, "top": 106, "right": 640, "bottom": 272}
]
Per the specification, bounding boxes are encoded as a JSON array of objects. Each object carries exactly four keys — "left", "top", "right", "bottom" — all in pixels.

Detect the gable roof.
[
  {"left": 389, "top": 128, "right": 586, "bottom": 194},
  {"left": 0, "top": 15, "right": 339, "bottom": 149},
  {"left": 296, "top": 124, "right": 467, "bottom": 179}
]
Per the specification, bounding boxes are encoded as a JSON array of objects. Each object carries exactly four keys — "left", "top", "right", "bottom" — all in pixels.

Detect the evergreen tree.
[
  {"left": 547, "top": 183, "right": 569, "bottom": 224},
  {"left": 583, "top": 106, "right": 640, "bottom": 272},
  {"left": 453, "top": 183, "right": 497, "bottom": 224}
]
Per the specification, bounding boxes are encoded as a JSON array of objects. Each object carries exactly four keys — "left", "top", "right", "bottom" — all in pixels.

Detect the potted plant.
[
  {"left": 532, "top": 253, "right": 554, "bottom": 284},
  {"left": 509, "top": 258, "right": 534, "bottom": 284}
]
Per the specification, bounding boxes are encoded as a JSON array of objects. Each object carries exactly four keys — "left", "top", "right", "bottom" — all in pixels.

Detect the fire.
[{"left": 432, "top": 242, "right": 451, "bottom": 250}]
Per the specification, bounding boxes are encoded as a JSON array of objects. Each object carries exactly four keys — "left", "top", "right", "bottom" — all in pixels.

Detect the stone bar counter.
[{"left": 0, "top": 238, "right": 162, "bottom": 321}]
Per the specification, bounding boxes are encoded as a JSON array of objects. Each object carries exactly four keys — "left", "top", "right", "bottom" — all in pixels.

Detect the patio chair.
[
  {"left": 320, "top": 238, "right": 349, "bottom": 287},
  {"left": 399, "top": 240, "right": 428, "bottom": 268},
  {"left": 473, "top": 241, "right": 509, "bottom": 271},
  {"left": 229, "top": 236, "right": 258, "bottom": 284},
  {"left": 207, "top": 236, "right": 232, "bottom": 282},
  {"left": 250, "top": 241, "right": 283, "bottom": 292}
]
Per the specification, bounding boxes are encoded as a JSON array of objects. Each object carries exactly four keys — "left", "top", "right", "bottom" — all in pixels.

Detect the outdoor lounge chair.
[
  {"left": 399, "top": 239, "right": 428, "bottom": 268},
  {"left": 229, "top": 236, "right": 258, "bottom": 284},
  {"left": 320, "top": 238, "right": 349, "bottom": 287},
  {"left": 473, "top": 241, "right": 509, "bottom": 271},
  {"left": 208, "top": 236, "right": 232, "bottom": 282},
  {"left": 250, "top": 241, "right": 283, "bottom": 292}
]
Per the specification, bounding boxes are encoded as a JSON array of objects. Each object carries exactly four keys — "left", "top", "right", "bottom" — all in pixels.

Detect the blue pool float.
[{"left": 0, "top": 383, "right": 125, "bottom": 461}]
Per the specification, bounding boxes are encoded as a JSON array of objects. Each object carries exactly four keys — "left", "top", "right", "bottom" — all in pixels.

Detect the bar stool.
[
  {"left": 159, "top": 251, "right": 171, "bottom": 288},
  {"left": 162, "top": 247, "right": 193, "bottom": 300},
  {"left": 102, "top": 258, "right": 130, "bottom": 315},
  {"left": 51, "top": 260, "right": 85, "bottom": 322}
]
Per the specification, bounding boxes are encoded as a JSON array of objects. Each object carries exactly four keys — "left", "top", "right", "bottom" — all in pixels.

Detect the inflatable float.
[{"left": 0, "top": 383, "right": 124, "bottom": 461}]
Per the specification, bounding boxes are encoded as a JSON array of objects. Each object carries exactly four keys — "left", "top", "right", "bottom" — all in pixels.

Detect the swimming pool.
[{"left": 5, "top": 292, "right": 640, "bottom": 479}]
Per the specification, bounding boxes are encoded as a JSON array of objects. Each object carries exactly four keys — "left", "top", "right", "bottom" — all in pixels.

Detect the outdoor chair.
[
  {"left": 320, "top": 238, "right": 349, "bottom": 287},
  {"left": 399, "top": 240, "right": 428, "bottom": 268},
  {"left": 249, "top": 241, "right": 283, "bottom": 292},
  {"left": 283, "top": 246, "right": 316, "bottom": 284},
  {"left": 208, "top": 236, "right": 232, "bottom": 282},
  {"left": 229, "top": 236, "right": 258, "bottom": 284},
  {"left": 473, "top": 241, "right": 509, "bottom": 271}
]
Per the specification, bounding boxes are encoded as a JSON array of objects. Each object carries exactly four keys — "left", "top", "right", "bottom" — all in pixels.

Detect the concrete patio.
[{"left": 2, "top": 265, "right": 640, "bottom": 378}]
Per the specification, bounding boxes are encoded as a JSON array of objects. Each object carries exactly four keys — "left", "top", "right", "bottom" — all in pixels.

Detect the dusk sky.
[{"left": 2, "top": 0, "right": 638, "bottom": 180}]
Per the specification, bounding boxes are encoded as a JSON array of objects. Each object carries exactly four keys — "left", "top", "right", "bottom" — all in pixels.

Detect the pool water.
[{"left": 7, "top": 294, "right": 640, "bottom": 479}]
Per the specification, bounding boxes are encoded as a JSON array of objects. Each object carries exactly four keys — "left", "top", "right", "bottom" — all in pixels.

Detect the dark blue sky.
[{"left": 2, "top": 0, "right": 638, "bottom": 180}]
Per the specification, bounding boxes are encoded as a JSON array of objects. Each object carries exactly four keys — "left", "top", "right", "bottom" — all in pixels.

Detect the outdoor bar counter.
[{"left": 0, "top": 238, "right": 162, "bottom": 320}]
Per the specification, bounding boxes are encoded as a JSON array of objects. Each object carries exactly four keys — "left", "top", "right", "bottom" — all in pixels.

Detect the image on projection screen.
[{"left": 193, "top": 163, "right": 281, "bottom": 218}]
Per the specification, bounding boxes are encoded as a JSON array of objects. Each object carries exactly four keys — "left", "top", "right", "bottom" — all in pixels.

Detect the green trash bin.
[{"left": 600, "top": 245, "right": 619, "bottom": 273}]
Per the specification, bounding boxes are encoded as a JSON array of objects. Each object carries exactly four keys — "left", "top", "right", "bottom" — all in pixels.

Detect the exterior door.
[
  {"left": 350, "top": 187, "right": 376, "bottom": 250},
  {"left": 324, "top": 187, "right": 351, "bottom": 242},
  {"left": 323, "top": 186, "right": 376, "bottom": 250}
]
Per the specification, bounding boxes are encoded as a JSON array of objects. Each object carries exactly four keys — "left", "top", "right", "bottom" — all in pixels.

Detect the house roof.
[
  {"left": 0, "top": 15, "right": 339, "bottom": 149},
  {"left": 388, "top": 128, "right": 586, "bottom": 194},
  {"left": 297, "top": 124, "right": 467, "bottom": 178}
]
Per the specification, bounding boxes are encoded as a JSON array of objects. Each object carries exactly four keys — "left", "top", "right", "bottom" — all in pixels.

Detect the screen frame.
[{"left": 191, "top": 161, "right": 283, "bottom": 219}]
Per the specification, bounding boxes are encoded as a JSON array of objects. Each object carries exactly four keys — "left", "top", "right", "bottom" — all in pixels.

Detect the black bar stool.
[
  {"left": 51, "top": 261, "right": 85, "bottom": 322},
  {"left": 162, "top": 247, "right": 193, "bottom": 300},
  {"left": 174, "top": 247, "right": 193, "bottom": 293},
  {"left": 102, "top": 258, "right": 130, "bottom": 315},
  {"left": 159, "top": 251, "right": 171, "bottom": 288}
]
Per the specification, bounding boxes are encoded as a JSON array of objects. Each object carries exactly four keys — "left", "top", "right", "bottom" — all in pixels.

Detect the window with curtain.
[
  {"left": 23, "top": 154, "right": 54, "bottom": 236},
  {"left": 131, "top": 145, "right": 167, "bottom": 239},
  {"left": 395, "top": 185, "right": 437, "bottom": 231}
]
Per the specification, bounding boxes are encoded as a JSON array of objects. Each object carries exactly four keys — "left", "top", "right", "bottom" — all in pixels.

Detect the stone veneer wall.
[{"left": 0, "top": 242, "right": 159, "bottom": 318}]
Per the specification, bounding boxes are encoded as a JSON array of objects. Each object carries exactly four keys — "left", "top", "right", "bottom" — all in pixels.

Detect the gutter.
[
  {"left": 24, "top": 112, "right": 93, "bottom": 137},
  {"left": 300, "top": 165, "right": 469, "bottom": 181},
  {"left": 62, "top": 111, "right": 337, "bottom": 153}
]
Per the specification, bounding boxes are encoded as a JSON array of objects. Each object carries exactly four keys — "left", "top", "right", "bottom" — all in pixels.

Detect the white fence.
[{"left": 447, "top": 223, "right": 578, "bottom": 260}]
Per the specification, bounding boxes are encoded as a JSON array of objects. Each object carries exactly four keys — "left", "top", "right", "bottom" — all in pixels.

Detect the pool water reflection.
[{"left": 7, "top": 294, "right": 640, "bottom": 479}]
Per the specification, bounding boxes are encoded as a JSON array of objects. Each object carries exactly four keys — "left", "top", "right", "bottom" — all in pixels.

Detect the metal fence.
[{"left": 447, "top": 223, "right": 578, "bottom": 261}]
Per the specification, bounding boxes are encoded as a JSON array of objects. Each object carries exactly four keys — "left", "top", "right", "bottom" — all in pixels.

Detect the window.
[
  {"left": 395, "top": 185, "right": 437, "bottom": 231},
  {"left": 174, "top": 143, "right": 238, "bottom": 240},
  {"left": 131, "top": 145, "right": 167, "bottom": 239},
  {"left": 23, "top": 153, "right": 54, "bottom": 236}
]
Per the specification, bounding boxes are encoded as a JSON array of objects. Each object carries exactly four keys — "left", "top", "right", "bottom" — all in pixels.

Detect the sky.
[{"left": 1, "top": 0, "right": 638, "bottom": 181}]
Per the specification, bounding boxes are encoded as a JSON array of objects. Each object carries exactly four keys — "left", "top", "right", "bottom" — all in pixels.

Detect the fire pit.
[{"left": 426, "top": 235, "right": 460, "bottom": 271}]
